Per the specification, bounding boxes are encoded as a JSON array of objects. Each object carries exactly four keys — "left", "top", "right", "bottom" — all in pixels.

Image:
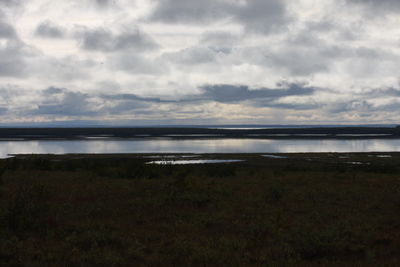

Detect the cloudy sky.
[{"left": 0, "top": 0, "right": 400, "bottom": 125}]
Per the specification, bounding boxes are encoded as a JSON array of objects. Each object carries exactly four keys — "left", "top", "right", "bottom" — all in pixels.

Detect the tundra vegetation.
[{"left": 0, "top": 153, "right": 399, "bottom": 266}]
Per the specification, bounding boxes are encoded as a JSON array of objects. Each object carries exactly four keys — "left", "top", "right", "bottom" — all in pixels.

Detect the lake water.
[{"left": 1, "top": 138, "right": 400, "bottom": 158}]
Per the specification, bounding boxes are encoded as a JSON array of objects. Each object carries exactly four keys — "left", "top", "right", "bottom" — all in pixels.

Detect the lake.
[{"left": 1, "top": 138, "right": 400, "bottom": 158}]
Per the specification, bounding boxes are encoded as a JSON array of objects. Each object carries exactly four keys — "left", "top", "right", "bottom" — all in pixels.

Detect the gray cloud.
[
  {"left": 0, "top": 41, "right": 28, "bottom": 77},
  {"left": 108, "top": 54, "right": 167, "bottom": 74},
  {"left": 253, "top": 31, "right": 396, "bottom": 76},
  {"left": 266, "top": 102, "right": 318, "bottom": 110},
  {"left": 34, "top": 90, "right": 96, "bottom": 116},
  {"left": 266, "top": 49, "right": 336, "bottom": 76},
  {"left": 235, "top": 0, "right": 289, "bottom": 34},
  {"left": 244, "top": 100, "right": 320, "bottom": 110},
  {"left": 95, "top": 0, "right": 115, "bottom": 8},
  {"left": 360, "top": 87, "right": 400, "bottom": 97},
  {"left": 43, "top": 86, "right": 66, "bottom": 95},
  {"left": 200, "top": 31, "right": 239, "bottom": 46},
  {"left": 31, "top": 87, "right": 154, "bottom": 117},
  {"left": 148, "top": 0, "right": 235, "bottom": 24},
  {"left": 95, "top": 82, "right": 317, "bottom": 110},
  {"left": 324, "top": 101, "right": 373, "bottom": 114},
  {"left": 0, "top": 21, "right": 16, "bottom": 38},
  {"left": 148, "top": 0, "right": 290, "bottom": 35},
  {"left": 35, "top": 21, "right": 65, "bottom": 38},
  {"left": 323, "top": 99, "right": 400, "bottom": 115},
  {"left": 0, "top": 107, "right": 8, "bottom": 115},
  {"left": 31, "top": 55, "right": 93, "bottom": 81},
  {"left": 346, "top": 0, "right": 400, "bottom": 13},
  {"left": 259, "top": 33, "right": 344, "bottom": 76},
  {"left": 0, "top": 0, "right": 21, "bottom": 6},
  {"left": 162, "top": 46, "right": 218, "bottom": 65},
  {"left": 101, "top": 93, "right": 176, "bottom": 103},
  {"left": 78, "top": 27, "right": 158, "bottom": 52},
  {"left": 198, "top": 31, "right": 239, "bottom": 54},
  {"left": 105, "top": 100, "right": 148, "bottom": 113},
  {"left": 199, "top": 83, "right": 316, "bottom": 103}
]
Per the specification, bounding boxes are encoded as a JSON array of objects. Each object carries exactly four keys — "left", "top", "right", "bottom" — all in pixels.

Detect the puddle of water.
[
  {"left": 143, "top": 155, "right": 198, "bottom": 159},
  {"left": 262, "top": 154, "right": 288, "bottom": 159},
  {"left": 83, "top": 137, "right": 114, "bottom": 140},
  {"left": 247, "top": 134, "right": 291, "bottom": 137},
  {"left": 346, "top": 161, "right": 370, "bottom": 165},
  {"left": 293, "top": 134, "right": 330, "bottom": 137},
  {"left": 146, "top": 159, "right": 244, "bottom": 165},
  {"left": 163, "top": 134, "right": 224, "bottom": 137},
  {"left": 336, "top": 134, "right": 392, "bottom": 137}
]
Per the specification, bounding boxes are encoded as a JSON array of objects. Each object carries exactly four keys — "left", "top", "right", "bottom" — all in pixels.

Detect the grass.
[{"left": 0, "top": 153, "right": 399, "bottom": 266}]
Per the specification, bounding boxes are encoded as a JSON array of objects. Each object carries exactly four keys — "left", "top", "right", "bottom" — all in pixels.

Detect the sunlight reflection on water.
[
  {"left": 146, "top": 159, "right": 244, "bottom": 165},
  {"left": 1, "top": 138, "right": 400, "bottom": 158}
]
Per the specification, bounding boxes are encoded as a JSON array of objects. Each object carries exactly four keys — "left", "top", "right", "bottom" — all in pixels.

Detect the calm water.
[{"left": 1, "top": 138, "right": 400, "bottom": 158}]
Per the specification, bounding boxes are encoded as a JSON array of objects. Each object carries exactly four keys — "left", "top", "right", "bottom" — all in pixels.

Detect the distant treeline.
[{"left": 0, "top": 126, "right": 399, "bottom": 140}]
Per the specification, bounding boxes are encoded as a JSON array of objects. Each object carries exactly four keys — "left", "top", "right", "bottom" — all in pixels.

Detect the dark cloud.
[
  {"left": 0, "top": 107, "right": 7, "bottom": 115},
  {"left": 5, "top": 82, "right": 384, "bottom": 120},
  {"left": 346, "top": 0, "right": 400, "bottom": 13},
  {"left": 361, "top": 87, "right": 400, "bottom": 97},
  {"left": 148, "top": 0, "right": 235, "bottom": 24},
  {"left": 95, "top": 0, "right": 115, "bottom": 8},
  {"left": 235, "top": 0, "right": 289, "bottom": 34},
  {"left": 101, "top": 93, "right": 176, "bottom": 103},
  {"left": 325, "top": 101, "right": 373, "bottom": 114},
  {"left": 199, "top": 83, "right": 315, "bottom": 103},
  {"left": 0, "top": 21, "right": 16, "bottom": 38},
  {"left": 35, "top": 21, "right": 65, "bottom": 38},
  {"left": 148, "top": 0, "right": 290, "bottom": 34},
  {"left": 79, "top": 28, "right": 112, "bottom": 51},
  {"left": 78, "top": 27, "right": 158, "bottom": 52},
  {"left": 379, "top": 88, "right": 400, "bottom": 96},
  {"left": 43, "top": 86, "right": 65, "bottom": 95},
  {"left": 31, "top": 87, "right": 155, "bottom": 117},
  {"left": 0, "top": 0, "right": 21, "bottom": 7},
  {"left": 93, "top": 83, "right": 317, "bottom": 111},
  {"left": 34, "top": 91, "right": 96, "bottom": 116}
]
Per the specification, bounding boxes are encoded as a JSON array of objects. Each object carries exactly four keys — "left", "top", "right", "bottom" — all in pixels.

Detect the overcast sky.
[{"left": 0, "top": 0, "right": 400, "bottom": 125}]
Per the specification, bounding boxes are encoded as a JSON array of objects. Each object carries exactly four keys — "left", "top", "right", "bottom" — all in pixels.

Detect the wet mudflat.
[{"left": 0, "top": 152, "right": 399, "bottom": 266}]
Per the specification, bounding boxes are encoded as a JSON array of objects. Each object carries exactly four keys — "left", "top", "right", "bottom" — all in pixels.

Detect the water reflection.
[
  {"left": 262, "top": 155, "right": 288, "bottom": 159},
  {"left": 147, "top": 159, "right": 244, "bottom": 165},
  {"left": 0, "top": 139, "right": 400, "bottom": 158}
]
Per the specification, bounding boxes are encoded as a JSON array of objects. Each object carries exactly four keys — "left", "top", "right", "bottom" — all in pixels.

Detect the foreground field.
[{"left": 0, "top": 153, "right": 399, "bottom": 266}]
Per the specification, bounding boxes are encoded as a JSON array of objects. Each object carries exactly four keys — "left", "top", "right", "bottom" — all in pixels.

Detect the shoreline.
[{"left": 0, "top": 126, "right": 398, "bottom": 140}]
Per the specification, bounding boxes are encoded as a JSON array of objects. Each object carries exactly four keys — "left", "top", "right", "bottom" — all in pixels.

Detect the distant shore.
[{"left": 0, "top": 126, "right": 399, "bottom": 140}]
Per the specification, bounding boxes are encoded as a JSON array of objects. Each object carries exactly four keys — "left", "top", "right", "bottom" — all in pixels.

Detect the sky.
[{"left": 0, "top": 0, "right": 400, "bottom": 125}]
